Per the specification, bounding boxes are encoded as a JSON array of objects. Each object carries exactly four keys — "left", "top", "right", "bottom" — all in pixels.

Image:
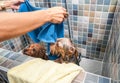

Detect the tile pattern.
[
  {"left": 29, "top": 0, "right": 117, "bottom": 61},
  {"left": 102, "top": 0, "right": 120, "bottom": 82},
  {"left": 0, "top": 35, "right": 31, "bottom": 52},
  {"left": 0, "top": 48, "right": 111, "bottom": 83}
]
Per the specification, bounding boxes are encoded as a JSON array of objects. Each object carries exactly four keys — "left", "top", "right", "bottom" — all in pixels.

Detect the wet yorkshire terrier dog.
[
  {"left": 50, "top": 38, "right": 79, "bottom": 64},
  {"left": 23, "top": 38, "right": 79, "bottom": 65},
  {"left": 23, "top": 43, "right": 48, "bottom": 60}
]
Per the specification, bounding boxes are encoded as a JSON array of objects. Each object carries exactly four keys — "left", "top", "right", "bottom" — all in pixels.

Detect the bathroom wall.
[
  {"left": 101, "top": 0, "right": 120, "bottom": 82},
  {"left": 29, "top": 0, "right": 117, "bottom": 61}
]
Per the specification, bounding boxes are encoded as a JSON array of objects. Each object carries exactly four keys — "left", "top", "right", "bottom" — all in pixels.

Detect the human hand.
[
  {"left": 46, "top": 7, "right": 68, "bottom": 24},
  {"left": 4, "top": 0, "right": 24, "bottom": 10}
]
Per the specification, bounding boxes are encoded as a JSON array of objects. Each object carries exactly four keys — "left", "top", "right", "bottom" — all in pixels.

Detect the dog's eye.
[{"left": 33, "top": 48, "right": 36, "bottom": 52}]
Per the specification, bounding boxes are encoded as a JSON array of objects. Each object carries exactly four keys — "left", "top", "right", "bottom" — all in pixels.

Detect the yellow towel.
[{"left": 7, "top": 58, "right": 84, "bottom": 83}]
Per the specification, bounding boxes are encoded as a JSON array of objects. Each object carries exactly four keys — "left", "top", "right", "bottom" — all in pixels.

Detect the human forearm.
[{"left": 0, "top": 11, "right": 48, "bottom": 41}]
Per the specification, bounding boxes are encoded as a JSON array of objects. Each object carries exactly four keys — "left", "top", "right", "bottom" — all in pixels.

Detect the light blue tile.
[
  {"left": 85, "top": 0, "right": 90, "bottom": 4},
  {"left": 73, "top": 4, "right": 78, "bottom": 10},
  {"left": 85, "top": 72, "right": 98, "bottom": 83},
  {"left": 99, "top": 77, "right": 110, "bottom": 83},
  {"left": 104, "top": 0, "right": 110, "bottom": 5}
]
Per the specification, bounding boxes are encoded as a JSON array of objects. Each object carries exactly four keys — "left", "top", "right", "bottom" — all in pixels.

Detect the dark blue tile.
[
  {"left": 103, "top": 40, "right": 108, "bottom": 44},
  {"left": 82, "top": 41, "right": 86, "bottom": 45},
  {"left": 10, "top": 43, "right": 15, "bottom": 49},
  {"left": 78, "top": 40, "right": 82, "bottom": 44},
  {"left": 107, "top": 19, "right": 113, "bottom": 24},
  {"left": 96, "top": 48, "right": 101, "bottom": 51},
  {"left": 88, "top": 33, "right": 92, "bottom": 37},
  {"left": 99, "top": 77, "right": 110, "bottom": 83},
  {"left": 73, "top": 10, "right": 78, "bottom": 15},
  {"left": 108, "top": 13, "right": 114, "bottom": 18},
  {"left": 104, "top": 0, "right": 110, "bottom": 5},
  {"left": 35, "top": 3, "right": 39, "bottom": 7},
  {"left": 103, "top": 36, "right": 109, "bottom": 40},
  {"left": 106, "top": 25, "right": 111, "bottom": 30},
  {"left": 92, "top": 47, "right": 96, "bottom": 50},
  {"left": 97, "top": 44, "right": 101, "bottom": 48},
  {"left": 105, "top": 31, "right": 110, "bottom": 35}
]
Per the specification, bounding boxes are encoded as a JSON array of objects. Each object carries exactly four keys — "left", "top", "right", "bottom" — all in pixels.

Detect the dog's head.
[
  {"left": 50, "top": 38, "right": 79, "bottom": 64},
  {"left": 23, "top": 43, "right": 48, "bottom": 60}
]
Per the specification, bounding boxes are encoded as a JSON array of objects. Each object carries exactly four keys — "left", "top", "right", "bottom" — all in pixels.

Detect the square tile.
[
  {"left": 99, "top": 77, "right": 110, "bottom": 83},
  {"left": 97, "top": 0, "right": 103, "bottom": 5},
  {"left": 97, "top": 6, "right": 103, "bottom": 11},
  {"left": 110, "top": 0, "right": 117, "bottom": 5},
  {"left": 79, "top": 5, "right": 83, "bottom": 10},
  {"left": 84, "top": 73, "right": 98, "bottom": 83},
  {"left": 0, "top": 59, "right": 13, "bottom": 67},
  {"left": 15, "top": 55, "right": 28, "bottom": 62},
  {"left": 103, "top": 6, "right": 109, "bottom": 12},
  {"left": 84, "top": 5, "right": 90, "bottom": 11},
  {"left": 104, "top": 0, "right": 110, "bottom": 5},
  {"left": 91, "top": 0, "right": 96, "bottom": 4},
  {"left": 90, "top": 5, "right": 96, "bottom": 11}
]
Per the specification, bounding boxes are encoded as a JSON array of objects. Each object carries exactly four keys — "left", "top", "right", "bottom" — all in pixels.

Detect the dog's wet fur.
[
  {"left": 50, "top": 38, "right": 79, "bottom": 64},
  {"left": 23, "top": 38, "right": 79, "bottom": 65}
]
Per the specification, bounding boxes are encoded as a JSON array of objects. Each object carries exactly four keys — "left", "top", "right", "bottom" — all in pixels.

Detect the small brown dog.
[
  {"left": 23, "top": 43, "right": 48, "bottom": 60},
  {"left": 50, "top": 38, "right": 79, "bottom": 65}
]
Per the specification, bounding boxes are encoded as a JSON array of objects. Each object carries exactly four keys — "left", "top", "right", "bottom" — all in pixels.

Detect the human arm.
[{"left": 0, "top": 7, "right": 67, "bottom": 42}]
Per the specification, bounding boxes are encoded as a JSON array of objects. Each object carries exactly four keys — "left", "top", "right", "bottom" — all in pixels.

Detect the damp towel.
[
  {"left": 19, "top": 0, "right": 64, "bottom": 43},
  {"left": 7, "top": 58, "right": 84, "bottom": 83}
]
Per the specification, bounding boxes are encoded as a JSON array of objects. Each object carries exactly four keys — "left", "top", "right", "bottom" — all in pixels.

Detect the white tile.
[{"left": 72, "top": 0, "right": 79, "bottom": 4}]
